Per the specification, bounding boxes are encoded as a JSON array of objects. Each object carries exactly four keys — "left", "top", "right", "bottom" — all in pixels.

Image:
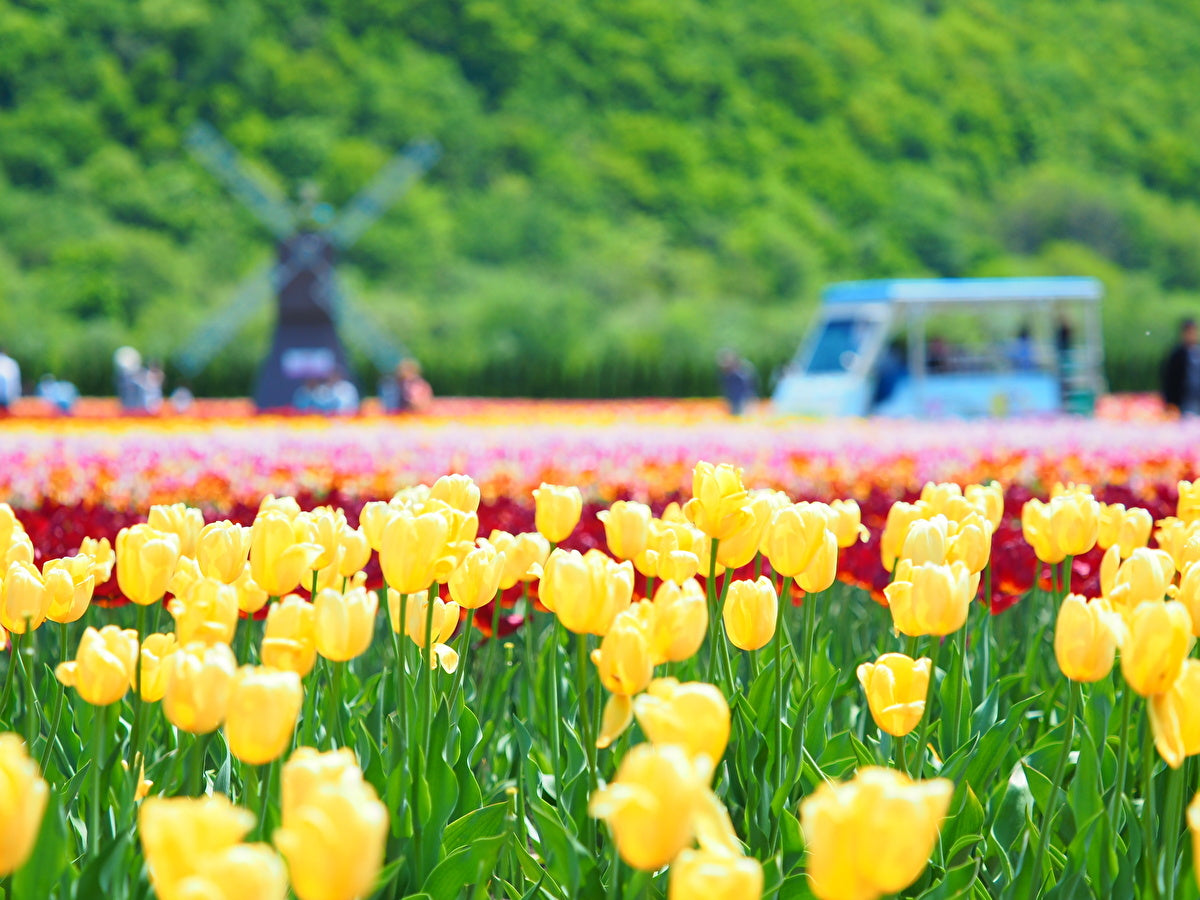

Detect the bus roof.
[{"left": 821, "top": 277, "right": 1103, "bottom": 306}]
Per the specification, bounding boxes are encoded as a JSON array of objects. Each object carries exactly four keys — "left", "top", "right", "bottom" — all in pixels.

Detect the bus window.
[{"left": 806, "top": 318, "right": 879, "bottom": 374}]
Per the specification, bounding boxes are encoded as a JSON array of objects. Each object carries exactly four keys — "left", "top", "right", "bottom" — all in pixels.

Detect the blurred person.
[
  {"left": 114, "top": 346, "right": 143, "bottom": 411},
  {"left": 872, "top": 338, "right": 908, "bottom": 408},
  {"left": 170, "top": 383, "right": 195, "bottom": 414},
  {"left": 1006, "top": 324, "right": 1036, "bottom": 370},
  {"left": 927, "top": 336, "right": 951, "bottom": 373},
  {"left": 717, "top": 348, "right": 757, "bottom": 415},
  {"left": 329, "top": 369, "right": 359, "bottom": 415},
  {"left": 1161, "top": 317, "right": 1200, "bottom": 415},
  {"left": 140, "top": 361, "right": 165, "bottom": 413},
  {"left": 0, "top": 346, "right": 20, "bottom": 413},
  {"left": 381, "top": 359, "right": 432, "bottom": 413},
  {"left": 37, "top": 374, "right": 78, "bottom": 414}
]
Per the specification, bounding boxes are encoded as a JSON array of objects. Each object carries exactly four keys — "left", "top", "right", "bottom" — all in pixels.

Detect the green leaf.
[
  {"left": 421, "top": 834, "right": 506, "bottom": 900},
  {"left": 13, "top": 793, "right": 70, "bottom": 899}
]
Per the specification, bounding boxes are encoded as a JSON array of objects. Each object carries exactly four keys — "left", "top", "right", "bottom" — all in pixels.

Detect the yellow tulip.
[
  {"left": 299, "top": 507, "right": 346, "bottom": 572},
  {"left": 167, "top": 555, "right": 204, "bottom": 600},
  {"left": 140, "top": 794, "right": 287, "bottom": 900},
  {"left": 0, "top": 505, "right": 24, "bottom": 551},
  {"left": 829, "top": 499, "right": 869, "bottom": 548},
  {"left": 117, "top": 524, "right": 181, "bottom": 606},
  {"left": 1049, "top": 492, "right": 1099, "bottom": 557},
  {"left": 488, "top": 530, "right": 549, "bottom": 589},
  {"left": 919, "top": 482, "right": 962, "bottom": 515},
  {"left": 2, "top": 531, "right": 32, "bottom": 569},
  {"left": 763, "top": 504, "right": 829, "bottom": 577},
  {"left": 800, "top": 767, "right": 953, "bottom": 900},
  {"left": 798, "top": 528, "right": 839, "bottom": 593},
  {"left": 336, "top": 525, "right": 371, "bottom": 578},
  {"left": 598, "top": 501, "right": 653, "bottom": 561},
  {"left": 378, "top": 510, "right": 452, "bottom": 595},
  {"left": 448, "top": 540, "right": 506, "bottom": 610},
  {"left": 658, "top": 546, "right": 701, "bottom": 585},
  {"left": 359, "top": 501, "right": 399, "bottom": 552},
  {"left": 233, "top": 566, "right": 270, "bottom": 616},
  {"left": 1108, "top": 548, "right": 1176, "bottom": 611},
  {"left": 274, "top": 748, "right": 389, "bottom": 900},
  {"left": 533, "top": 482, "right": 584, "bottom": 543},
  {"left": 0, "top": 734, "right": 48, "bottom": 878},
  {"left": 261, "top": 595, "right": 318, "bottom": 678},
  {"left": 881, "top": 501, "right": 928, "bottom": 572},
  {"left": 634, "top": 678, "right": 730, "bottom": 764},
  {"left": 1154, "top": 517, "right": 1197, "bottom": 571},
  {"left": 947, "top": 515, "right": 992, "bottom": 575},
  {"left": 649, "top": 578, "right": 707, "bottom": 663},
  {"left": 544, "top": 548, "right": 634, "bottom": 636},
  {"left": 313, "top": 586, "right": 377, "bottom": 662},
  {"left": 965, "top": 481, "right": 1004, "bottom": 531},
  {"left": 899, "top": 516, "right": 949, "bottom": 567},
  {"left": 42, "top": 555, "right": 95, "bottom": 624},
  {"left": 197, "top": 521, "right": 253, "bottom": 584},
  {"left": 139, "top": 632, "right": 179, "bottom": 702},
  {"left": 669, "top": 850, "right": 763, "bottom": 900},
  {"left": 250, "top": 510, "right": 325, "bottom": 598},
  {"left": 856, "top": 653, "right": 931, "bottom": 737},
  {"left": 1099, "top": 504, "right": 1154, "bottom": 558},
  {"left": 396, "top": 589, "right": 460, "bottom": 672},
  {"left": 0, "top": 561, "right": 49, "bottom": 634},
  {"left": 259, "top": 494, "right": 302, "bottom": 519},
  {"left": 55, "top": 624, "right": 139, "bottom": 706},
  {"left": 1022, "top": 498, "right": 1066, "bottom": 564},
  {"left": 592, "top": 609, "right": 655, "bottom": 748},
  {"left": 224, "top": 666, "right": 303, "bottom": 765},
  {"left": 430, "top": 473, "right": 481, "bottom": 514},
  {"left": 1149, "top": 659, "right": 1200, "bottom": 769},
  {"left": 1176, "top": 561, "right": 1200, "bottom": 637},
  {"left": 79, "top": 536, "right": 116, "bottom": 583},
  {"left": 1054, "top": 594, "right": 1123, "bottom": 683},
  {"left": 148, "top": 503, "right": 205, "bottom": 558},
  {"left": 163, "top": 641, "right": 238, "bottom": 734},
  {"left": 716, "top": 491, "right": 775, "bottom": 569},
  {"left": 722, "top": 577, "right": 777, "bottom": 651},
  {"left": 683, "top": 462, "right": 752, "bottom": 541},
  {"left": 885, "top": 561, "right": 975, "bottom": 638},
  {"left": 1120, "top": 600, "right": 1193, "bottom": 697},
  {"left": 1100, "top": 545, "right": 1120, "bottom": 598},
  {"left": 1179, "top": 480, "right": 1200, "bottom": 524},
  {"left": 169, "top": 578, "right": 239, "bottom": 646}
]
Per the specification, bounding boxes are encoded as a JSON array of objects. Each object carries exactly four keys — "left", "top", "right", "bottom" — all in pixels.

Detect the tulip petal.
[{"left": 597, "top": 694, "right": 634, "bottom": 749}]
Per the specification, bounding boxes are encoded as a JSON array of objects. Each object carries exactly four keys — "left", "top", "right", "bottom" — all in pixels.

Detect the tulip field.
[{"left": 1, "top": 402, "right": 1200, "bottom": 899}]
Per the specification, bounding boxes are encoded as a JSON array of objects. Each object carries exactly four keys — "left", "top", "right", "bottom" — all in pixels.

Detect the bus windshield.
[{"left": 806, "top": 317, "right": 880, "bottom": 374}]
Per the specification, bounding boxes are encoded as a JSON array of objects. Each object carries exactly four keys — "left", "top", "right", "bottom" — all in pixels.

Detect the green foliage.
[{"left": 2, "top": 0, "right": 1199, "bottom": 396}]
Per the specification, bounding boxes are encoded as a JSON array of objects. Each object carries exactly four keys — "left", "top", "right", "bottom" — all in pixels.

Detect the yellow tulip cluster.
[{"left": 882, "top": 481, "right": 1001, "bottom": 573}]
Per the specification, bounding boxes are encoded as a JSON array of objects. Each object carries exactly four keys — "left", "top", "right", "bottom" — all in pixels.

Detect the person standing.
[
  {"left": 717, "top": 349, "right": 757, "bottom": 416},
  {"left": 0, "top": 347, "right": 21, "bottom": 413},
  {"left": 1162, "top": 317, "right": 1200, "bottom": 415}
]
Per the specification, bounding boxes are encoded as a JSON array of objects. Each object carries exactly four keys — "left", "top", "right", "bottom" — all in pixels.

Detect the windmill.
[{"left": 179, "top": 121, "right": 439, "bottom": 408}]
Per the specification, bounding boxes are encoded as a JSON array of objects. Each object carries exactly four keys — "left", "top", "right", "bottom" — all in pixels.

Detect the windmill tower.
[{"left": 180, "top": 122, "right": 439, "bottom": 408}]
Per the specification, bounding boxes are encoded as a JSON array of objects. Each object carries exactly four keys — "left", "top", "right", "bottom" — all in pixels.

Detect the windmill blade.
[
  {"left": 176, "top": 262, "right": 276, "bottom": 377},
  {"left": 328, "top": 139, "right": 441, "bottom": 250},
  {"left": 328, "top": 275, "right": 411, "bottom": 373},
  {"left": 186, "top": 121, "right": 296, "bottom": 240}
]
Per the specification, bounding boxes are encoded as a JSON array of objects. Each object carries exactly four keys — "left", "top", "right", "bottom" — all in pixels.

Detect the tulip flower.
[
  {"left": 250, "top": 510, "right": 325, "bottom": 597},
  {"left": 448, "top": 540, "right": 506, "bottom": 610},
  {"left": 683, "top": 462, "right": 752, "bottom": 541},
  {"left": 946, "top": 514, "right": 992, "bottom": 575},
  {"left": 1176, "top": 561, "right": 1200, "bottom": 637},
  {"left": 658, "top": 545, "right": 701, "bottom": 585},
  {"left": 881, "top": 501, "right": 928, "bottom": 572},
  {"left": 430, "top": 473, "right": 481, "bottom": 514},
  {"left": 140, "top": 794, "right": 287, "bottom": 900},
  {"left": 359, "top": 501, "right": 399, "bottom": 552},
  {"left": 489, "top": 530, "right": 549, "bottom": 589},
  {"left": 2, "top": 531, "right": 33, "bottom": 569},
  {"left": 298, "top": 506, "right": 345, "bottom": 572},
  {"left": 899, "top": 516, "right": 949, "bottom": 567},
  {"left": 274, "top": 748, "right": 388, "bottom": 900},
  {"left": 1098, "top": 504, "right": 1154, "bottom": 558},
  {"left": 378, "top": 510, "right": 455, "bottom": 595},
  {"left": 1120, "top": 600, "right": 1193, "bottom": 696},
  {"left": 148, "top": 502, "right": 205, "bottom": 558},
  {"left": 336, "top": 525, "right": 371, "bottom": 578},
  {"left": 117, "top": 524, "right": 182, "bottom": 606},
  {"left": 598, "top": 500, "right": 653, "bottom": 560},
  {"left": 1149, "top": 659, "right": 1200, "bottom": 769},
  {"left": 1108, "top": 548, "right": 1176, "bottom": 611},
  {"left": 800, "top": 767, "right": 953, "bottom": 900},
  {"left": 856, "top": 653, "right": 932, "bottom": 737},
  {"left": 42, "top": 555, "right": 95, "bottom": 624},
  {"left": 828, "top": 499, "right": 869, "bottom": 548},
  {"left": 261, "top": 594, "right": 318, "bottom": 678},
  {"left": 163, "top": 641, "right": 238, "bottom": 734},
  {"left": 78, "top": 536, "right": 115, "bottom": 583},
  {"left": 634, "top": 678, "right": 731, "bottom": 763},
  {"left": 716, "top": 491, "right": 775, "bottom": 569},
  {"left": 798, "top": 528, "right": 838, "bottom": 593},
  {"left": 1022, "top": 498, "right": 1066, "bottom": 564},
  {"left": 224, "top": 666, "right": 304, "bottom": 765},
  {"left": 0, "top": 734, "right": 48, "bottom": 877},
  {"left": 55, "top": 624, "right": 139, "bottom": 706},
  {"left": 197, "top": 521, "right": 253, "bottom": 584},
  {"left": 884, "top": 561, "right": 976, "bottom": 637},
  {"left": 233, "top": 567, "right": 270, "bottom": 616},
  {"left": 1054, "top": 594, "right": 1123, "bottom": 682},
  {"left": 169, "top": 578, "right": 239, "bottom": 646},
  {"left": 1179, "top": 480, "right": 1200, "bottom": 524},
  {"left": 722, "top": 577, "right": 778, "bottom": 651},
  {"left": 1049, "top": 491, "right": 1100, "bottom": 557},
  {"left": 669, "top": 850, "right": 763, "bottom": 900},
  {"left": 592, "top": 609, "right": 655, "bottom": 747},
  {"left": 138, "top": 632, "right": 179, "bottom": 702},
  {"left": 396, "top": 589, "right": 460, "bottom": 672},
  {"left": 0, "top": 505, "right": 24, "bottom": 550},
  {"left": 1, "top": 560, "right": 50, "bottom": 634},
  {"left": 543, "top": 548, "right": 634, "bottom": 636},
  {"left": 763, "top": 504, "right": 829, "bottom": 577},
  {"left": 313, "top": 586, "right": 377, "bottom": 662},
  {"left": 533, "top": 482, "right": 584, "bottom": 543},
  {"left": 965, "top": 481, "right": 1004, "bottom": 531},
  {"left": 649, "top": 578, "right": 707, "bottom": 663}
]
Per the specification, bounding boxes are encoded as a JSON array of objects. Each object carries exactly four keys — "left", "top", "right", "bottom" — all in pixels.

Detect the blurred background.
[{"left": 1, "top": 0, "right": 1198, "bottom": 399}]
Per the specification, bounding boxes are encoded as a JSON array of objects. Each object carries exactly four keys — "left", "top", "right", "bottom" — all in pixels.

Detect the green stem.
[
  {"left": 258, "top": 758, "right": 275, "bottom": 838},
  {"left": 1107, "top": 686, "right": 1134, "bottom": 831},
  {"left": 1143, "top": 716, "right": 1160, "bottom": 900},
  {"left": 949, "top": 622, "right": 969, "bottom": 751},
  {"left": 311, "top": 569, "right": 319, "bottom": 600},
  {"left": 705, "top": 538, "right": 720, "bottom": 684},
  {"left": 1063, "top": 556, "right": 1073, "bottom": 597},
  {"left": 914, "top": 635, "right": 943, "bottom": 775},
  {"left": 895, "top": 732, "right": 909, "bottom": 778},
  {"left": 14, "top": 629, "right": 36, "bottom": 749},
  {"left": 771, "top": 575, "right": 793, "bottom": 847},
  {"left": 715, "top": 563, "right": 737, "bottom": 695},
  {"left": 549, "top": 615, "right": 563, "bottom": 796},
  {"left": 329, "top": 660, "right": 344, "bottom": 748},
  {"left": 1030, "top": 679, "right": 1079, "bottom": 888},
  {"left": 189, "top": 732, "right": 212, "bottom": 796},
  {"left": 520, "top": 582, "right": 536, "bottom": 714},
  {"left": 1163, "top": 762, "right": 1186, "bottom": 900},
  {"left": 0, "top": 634, "right": 17, "bottom": 725},
  {"left": 238, "top": 612, "right": 253, "bottom": 664},
  {"left": 131, "top": 603, "right": 147, "bottom": 765},
  {"left": 575, "top": 631, "right": 596, "bottom": 847},
  {"left": 422, "top": 585, "right": 436, "bottom": 761},
  {"left": 40, "top": 623, "right": 70, "bottom": 773},
  {"left": 90, "top": 702, "right": 108, "bottom": 846},
  {"left": 393, "top": 589, "right": 408, "bottom": 743},
  {"left": 450, "top": 612, "right": 473, "bottom": 711}
]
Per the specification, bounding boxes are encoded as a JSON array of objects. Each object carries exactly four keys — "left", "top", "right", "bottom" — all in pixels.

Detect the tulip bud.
[
  {"left": 798, "top": 528, "right": 838, "bottom": 593},
  {"left": 54, "top": 625, "right": 138, "bottom": 706},
  {"left": 634, "top": 678, "right": 730, "bottom": 763},
  {"left": 314, "top": 586, "right": 377, "bottom": 662},
  {"left": 533, "top": 483, "right": 584, "bottom": 543},
  {"left": 1108, "top": 548, "right": 1176, "bottom": 612},
  {"left": 1176, "top": 562, "right": 1200, "bottom": 638},
  {"left": 359, "top": 501, "right": 399, "bottom": 552},
  {"left": 1054, "top": 594, "right": 1123, "bottom": 683},
  {"left": 0, "top": 734, "right": 48, "bottom": 877},
  {"left": 669, "top": 850, "right": 763, "bottom": 900},
  {"left": 881, "top": 501, "right": 928, "bottom": 572},
  {"left": 1049, "top": 492, "right": 1099, "bottom": 557},
  {"left": 378, "top": 511, "right": 451, "bottom": 595},
  {"left": 42, "top": 555, "right": 95, "bottom": 624},
  {"left": 337, "top": 525, "right": 371, "bottom": 578},
  {"left": 764, "top": 504, "right": 828, "bottom": 577},
  {"left": 649, "top": 578, "right": 707, "bottom": 663},
  {"left": 1022, "top": 498, "right": 1066, "bottom": 564},
  {"left": 947, "top": 515, "right": 992, "bottom": 575},
  {"left": 396, "top": 589, "right": 460, "bottom": 672},
  {"left": 299, "top": 507, "right": 346, "bottom": 572},
  {"left": 163, "top": 641, "right": 237, "bottom": 733},
  {"left": 0, "top": 560, "right": 49, "bottom": 634},
  {"left": 148, "top": 503, "right": 205, "bottom": 558},
  {"left": 1149, "top": 659, "right": 1200, "bottom": 769},
  {"left": 716, "top": 492, "right": 775, "bottom": 569},
  {"left": 1120, "top": 600, "right": 1193, "bottom": 697},
  {"left": 829, "top": 499, "right": 869, "bottom": 548},
  {"left": 231, "top": 566, "right": 269, "bottom": 616},
  {"left": 1154, "top": 517, "right": 1194, "bottom": 571},
  {"left": 800, "top": 767, "right": 952, "bottom": 900},
  {"left": 197, "top": 521, "right": 253, "bottom": 584},
  {"left": 224, "top": 666, "right": 303, "bottom": 765},
  {"left": 78, "top": 536, "right": 115, "bottom": 583},
  {"left": 598, "top": 501, "right": 653, "bottom": 561},
  {"left": 856, "top": 653, "right": 931, "bottom": 737},
  {"left": 250, "top": 510, "right": 325, "bottom": 598},
  {"left": 169, "top": 578, "right": 239, "bottom": 646},
  {"left": 261, "top": 595, "right": 318, "bottom": 678},
  {"left": 885, "top": 561, "right": 975, "bottom": 638},
  {"left": 430, "top": 473, "right": 481, "bottom": 514},
  {"left": 2, "top": 531, "right": 33, "bottom": 569},
  {"left": 117, "top": 524, "right": 181, "bottom": 606},
  {"left": 1179, "top": 480, "right": 1200, "bottom": 524},
  {"left": 965, "top": 481, "right": 1004, "bottom": 531},
  {"left": 900, "top": 516, "right": 949, "bottom": 567},
  {"left": 139, "top": 632, "right": 179, "bottom": 702},
  {"left": 449, "top": 540, "right": 506, "bottom": 610},
  {"left": 593, "top": 609, "right": 654, "bottom": 698},
  {"left": 683, "top": 462, "right": 752, "bottom": 541},
  {"left": 722, "top": 577, "right": 777, "bottom": 651},
  {"left": 545, "top": 549, "right": 634, "bottom": 636}
]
